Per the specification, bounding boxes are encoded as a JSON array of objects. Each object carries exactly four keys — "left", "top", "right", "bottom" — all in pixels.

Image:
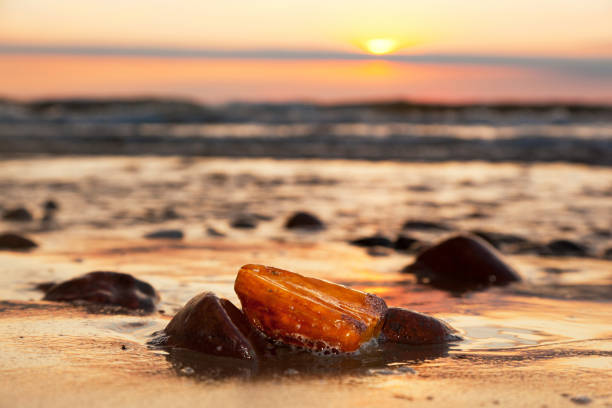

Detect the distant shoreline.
[
  {"left": 3, "top": 96, "right": 612, "bottom": 112},
  {"left": 2, "top": 97, "right": 612, "bottom": 124}
]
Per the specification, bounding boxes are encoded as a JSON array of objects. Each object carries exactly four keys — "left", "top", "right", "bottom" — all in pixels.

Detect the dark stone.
[
  {"left": 543, "top": 267, "right": 575, "bottom": 274},
  {"left": 43, "top": 271, "right": 159, "bottom": 313},
  {"left": 569, "top": 396, "right": 592, "bottom": 405},
  {"left": 284, "top": 212, "right": 325, "bottom": 230},
  {"left": 231, "top": 215, "right": 258, "bottom": 229},
  {"left": 143, "top": 208, "right": 156, "bottom": 221},
  {"left": 466, "top": 211, "right": 488, "bottom": 219},
  {"left": 155, "top": 292, "right": 265, "bottom": 359},
  {"left": 602, "top": 247, "right": 612, "bottom": 260},
  {"left": 541, "top": 239, "right": 589, "bottom": 257},
  {"left": 350, "top": 235, "right": 393, "bottom": 248},
  {"left": 144, "top": 229, "right": 184, "bottom": 240},
  {"left": 3, "top": 207, "right": 33, "bottom": 222},
  {"left": 406, "top": 184, "right": 434, "bottom": 192},
  {"left": 393, "top": 235, "right": 420, "bottom": 252},
  {"left": 380, "top": 308, "right": 461, "bottom": 345},
  {"left": 294, "top": 176, "right": 337, "bottom": 186},
  {"left": 403, "top": 234, "right": 521, "bottom": 290},
  {"left": 0, "top": 233, "right": 38, "bottom": 250},
  {"left": 162, "top": 207, "right": 180, "bottom": 220},
  {"left": 592, "top": 228, "right": 611, "bottom": 238},
  {"left": 43, "top": 200, "right": 59, "bottom": 211},
  {"left": 401, "top": 220, "right": 450, "bottom": 231}
]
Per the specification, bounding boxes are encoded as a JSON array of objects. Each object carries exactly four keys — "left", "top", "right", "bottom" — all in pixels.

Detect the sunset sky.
[{"left": 1, "top": 0, "right": 611, "bottom": 102}]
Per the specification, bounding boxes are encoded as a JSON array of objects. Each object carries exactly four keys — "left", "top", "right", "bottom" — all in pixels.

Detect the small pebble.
[
  {"left": 144, "top": 229, "right": 184, "bottom": 240},
  {"left": 162, "top": 207, "right": 180, "bottom": 220},
  {"left": 570, "top": 396, "right": 592, "bottom": 405},
  {"left": 284, "top": 212, "right": 325, "bottom": 230},
  {"left": 0, "top": 233, "right": 38, "bottom": 250},
  {"left": 43, "top": 200, "right": 59, "bottom": 211},
  {"left": 350, "top": 236, "right": 393, "bottom": 248},
  {"left": 406, "top": 184, "right": 434, "bottom": 192},
  {"left": 231, "top": 215, "right": 258, "bottom": 229},
  {"left": 394, "top": 235, "right": 420, "bottom": 252},
  {"left": 542, "top": 239, "right": 589, "bottom": 257},
  {"left": 382, "top": 307, "right": 459, "bottom": 345},
  {"left": 543, "top": 267, "right": 577, "bottom": 274},
  {"left": 2, "top": 207, "right": 33, "bottom": 222}
]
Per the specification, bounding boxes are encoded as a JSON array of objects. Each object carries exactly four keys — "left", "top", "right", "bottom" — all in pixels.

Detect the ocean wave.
[{"left": 1, "top": 98, "right": 610, "bottom": 164}]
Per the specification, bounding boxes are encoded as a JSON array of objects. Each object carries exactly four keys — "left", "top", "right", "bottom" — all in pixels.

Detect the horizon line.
[{"left": 1, "top": 43, "right": 611, "bottom": 66}]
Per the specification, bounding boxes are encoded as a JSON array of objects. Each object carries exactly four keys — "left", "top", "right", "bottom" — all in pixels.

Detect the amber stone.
[
  {"left": 381, "top": 308, "right": 460, "bottom": 345},
  {"left": 161, "top": 292, "right": 263, "bottom": 359},
  {"left": 235, "top": 264, "right": 387, "bottom": 352}
]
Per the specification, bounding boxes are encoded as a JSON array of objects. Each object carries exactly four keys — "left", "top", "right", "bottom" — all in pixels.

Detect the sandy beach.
[{"left": 1, "top": 156, "right": 610, "bottom": 407}]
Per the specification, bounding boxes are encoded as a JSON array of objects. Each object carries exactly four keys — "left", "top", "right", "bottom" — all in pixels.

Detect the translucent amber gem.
[{"left": 235, "top": 264, "right": 387, "bottom": 352}]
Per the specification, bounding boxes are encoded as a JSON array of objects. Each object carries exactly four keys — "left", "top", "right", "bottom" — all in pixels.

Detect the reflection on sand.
[{"left": 163, "top": 342, "right": 450, "bottom": 381}]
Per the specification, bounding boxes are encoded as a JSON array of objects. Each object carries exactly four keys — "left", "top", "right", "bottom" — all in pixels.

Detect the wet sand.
[{"left": 1, "top": 156, "right": 611, "bottom": 407}]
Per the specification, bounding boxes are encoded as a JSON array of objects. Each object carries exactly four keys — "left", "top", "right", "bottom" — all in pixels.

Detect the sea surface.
[{"left": 1, "top": 99, "right": 612, "bottom": 164}]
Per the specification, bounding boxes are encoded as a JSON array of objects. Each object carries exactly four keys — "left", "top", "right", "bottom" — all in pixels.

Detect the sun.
[{"left": 364, "top": 38, "right": 398, "bottom": 55}]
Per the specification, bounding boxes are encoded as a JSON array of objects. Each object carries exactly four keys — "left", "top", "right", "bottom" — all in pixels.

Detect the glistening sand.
[{"left": 0, "top": 157, "right": 610, "bottom": 407}]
